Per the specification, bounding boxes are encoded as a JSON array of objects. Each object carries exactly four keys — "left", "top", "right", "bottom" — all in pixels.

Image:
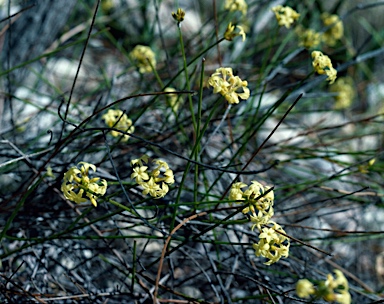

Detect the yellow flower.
[
  {"left": 321, "top": 13, "right": 343, "bottom": 46},
  {"left": 164, "top": 87, "right": 181, "bottom": 112},
  {"left": 131, "top": 156, "right": 174, "bottom": 198},
  {"left": 208, "top": 67, "right": 250, "bottom": 104},
  {"left": 296, "top": 279, "right": 315, "bottom": 299},
  {"left": 129, "top": 45, "right": 156, "bottom": 74},
  {"left": 61, "top": 162, "right": 107, "bottom": 207},
  {"left": 329, "top": 77, "right": 355, "bottom": 109},
  {"left": 172, "top": 8, "right": 185, "bottom": 23},
  {"left": 252, "top": 221, "right": 290, "bottom": 265},
  {"left": 224, "top": 22, "right": 246, "bottom": 42},
  {"left": 295, "top": 25, "right": 322, "bottom": 49},
  {"left": 271, "top": 5, "right": 300, "bottom": 29},
  {"left": 311, "top": 51, "right": 337, "bottom": 84},
  {"left": 224, "top": 0, "right": 247, "bottom": 15},
  {"left": 102, "top": 109, "right": 135, "bottom": 142}
]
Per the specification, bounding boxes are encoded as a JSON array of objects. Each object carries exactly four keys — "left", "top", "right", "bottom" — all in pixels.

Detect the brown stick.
[{"left": 153, "top": 211, "right": 207, "bottom": 303}]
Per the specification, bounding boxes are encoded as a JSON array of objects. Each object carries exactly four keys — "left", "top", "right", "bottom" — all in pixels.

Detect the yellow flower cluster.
[
  {"left": 129, "top": 45, "right": 156, "bottom": 74},
  {"left": 224, "top": 22, "right": 246, "bottom": 42},
  {"left": 321, "top": 13, "right": 344, "bottom": 46},
  {"left": 172, "top": 8, "right": 185, "bottom": 23},
  {"left": 229, "top": 181, "right": 290, "bottom": 265},
  {"left": 164, "top": 87, "right": 181, "bottom": 112},
  {"left": 102, "top": 109, "right": 135, "bottom": 142},
  {"left": 224, "top": 0, "right": 247, "bottom": 16},
  {"left": 311, "top": 51, "right": 337, "bottom": 84},
  {"left": 61, "top": 162, "right": 107, "bottom": 207},
  {"left": 295, "top": 26, "right": 322, "bottom": 49},
  {"left": 208, "top": 67, "right": 250, "bottom": 104},
  {"left": 131, "top": 155, "right": 175, "bottom": 199},
  {"left": 296, "top": 270, "right": 351, "bottom": 304},
  {"left": 329, "top": 77, "right": 355, "bottom": 109},
  {"left": 271, "top": 5, "right": 300, "bottom": 29}
]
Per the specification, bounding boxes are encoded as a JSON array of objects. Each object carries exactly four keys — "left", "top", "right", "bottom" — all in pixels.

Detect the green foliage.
[{"left": 1, "top": 0, "right": 384, "bottom": 302}]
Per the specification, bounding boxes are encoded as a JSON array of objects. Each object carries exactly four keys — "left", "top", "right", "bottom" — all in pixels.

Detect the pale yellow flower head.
[
  {"left": 252, "top": 221, "right": 290, "bottom": 265},
  {"left": 224, "top": 22, "right": 246, "bottom": 42},
  {"left": 131, "top": 155, "right": 174, "bottom": 199},
  {"left": 225, "top": 0, "right": 247, "bottom": 15},
  {"left": 296, "top": 279, "right": 315, "bottom": 299},
  {"left": 322, "top": 13, "right": 343, "bottom": 46},
  {"left": 102, "top": 109, "right": 134, "bottom": 142},
  {"left": 208, "top": 67, "right": 250, "bottom": 104},
  {"left": 61, "top": 162, "right": 107, "bottom": 207},
  {"left": 172, "top": 8, "right": 185, "bottom": 23},
  {"left": 329, "top": 77, "right": 355, "bottom": 109},
  {"left": 295, "top": 26, "right": 322, "bottom": 49},
  {"left": 271, "top": 5, "right": 300, "bottom": 29},
  {"left": 164, "top": 87, "right": 181, "bottom": 112},
  {"left": 229, "top": 181, "right": 275, "bottom": 231},
  {"left": 311, "top": 51, "right": 337, "bottom": 84},
  {"left": 129, "top": 45, "right": 156, "bottom": 74}
]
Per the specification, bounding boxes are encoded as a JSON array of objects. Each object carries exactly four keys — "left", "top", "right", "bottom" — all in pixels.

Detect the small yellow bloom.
[
  {"left": 102, "top": 109, "right": 135, "bottom": 142},
  {"left": 61, "top": 162, "right": 107, "bottom": 207},
  {"left": 208, "top": 67, "right": 250, "bottom": 104},
  {"left": 321, "top": 13, "right": 343, "bottom": 46},
  {"left": 295, "top": 26, "right": 322, "bottom": 49},
  {"left": 164, "top": 87, "right": 181, "bottom": 112},
  {"left": 129, "top": 45, "right": 156, "bottom": 74},
  {"left": 296, "top": 279, "right": 315, "bottom": 299},
  {"left": 311, "top": 51, "right": 337, "bottom": 84},
  {"left": 224, "top": 22, "right": 246, "bottom": 42},
  {"left": 253, "top": 221, "right": 290, "bottom": 265},
  {"left": 131, "top": 156, "right": 174, "bottom": 199},
  {"left": 172, "top": 8, "right": 185, "bottom": 23},
  {"left": 225, "top": 0, "right": 247, "bottom": 15},
  {"left": 329, "top": 77, "right": 355, "bottom": 109},
  {"left": 271, "top": 5, "right": 300, "bottom": 29}
]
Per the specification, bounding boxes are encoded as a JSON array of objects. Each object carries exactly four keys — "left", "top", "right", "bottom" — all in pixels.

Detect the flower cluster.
[
  {"left": 329, "top": 77, "right": 355, "bottom": 110},
  {"left": 296, "top": 270, "right": 351, "bottom": 304},
  {"left": 224, "top": 22, "right": 246, "bottom": 42},
  {"left": 102, "top": 109, "right": 135, "bottom": 142},
  {"left": 271, "top": 5, "right": 300, "bottom": 29},
  {"left": 312, "top": 51, "right": 337, "bottom": 84},
  {"left": 172, "top": 8, "right": 185, "bottom": 23},
  {"left": 131, "top": 155, "right": 174, "bottom": 199},
  {"left": 61, "top": 162, "right": 107, "bottom": 207},
  {"left": 164, "top": 87, "right": 181, "bottom": 112},
  {"left": 129, "top": 45, "right": 156, "bottom": 74},
  {"left": 321, "top": 13, "right": 344, "bottom": 46},
  {"left": 225, "top": 0, "right": 247, "bottom": 16},
  {"left": 295, "top": 26, "right": 322, "bottom": 49},
  {"left": 229, "top": 181, "right": 290, "bottom": 265},
  {"left": 208, "top": 67, "right": 250, "bottom": 104}
]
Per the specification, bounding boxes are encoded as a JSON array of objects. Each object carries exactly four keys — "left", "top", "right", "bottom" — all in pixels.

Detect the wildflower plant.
[
  {"left": 131, "top": 155, "right": 174, "bottom": 199},
  {"left": 296, "top": 270, "right": 351, "bottom": 304},
  {"left": 229, "top": 181, "right": 289, "bottom": 265},
  {"left": 271, "top": 5, "right": 300, "bottom": 29},
  {"left": 329, "top": 76, "right": 355, "bottom": 109},
  {"left": 321, "top": 13, "right": 344, "bottom": 46},
  {"left": 208, "top": 67, "right": 250, "bottom": 104},
  {"left": 3, "top": 0, "right": 384, "bottom": 302},
  {"left": 225, "top": 0, "right": 247, "bottom": 16},
  {"left": 312, "top": 50, "right": 337, "bottom": 84},
  {"left": 102, "top": 109, "right": 134, "bottom": 141},
  {"left": 129, "top": 45, "right": 156, "bottom": 74},
  {"left": 61, "top": 162, "right": 107, "bottom": 207}
]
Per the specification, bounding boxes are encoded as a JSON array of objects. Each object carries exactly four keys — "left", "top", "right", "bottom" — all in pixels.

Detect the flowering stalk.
[{"left": 229, "top": 181, "right": 290, "bottom": 265}]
